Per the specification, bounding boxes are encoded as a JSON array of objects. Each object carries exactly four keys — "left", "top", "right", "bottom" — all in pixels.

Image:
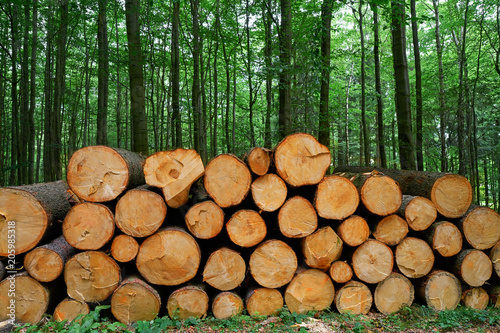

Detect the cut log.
[
  {"left": 301, "top": 226, "right": 342, "bottom": 270},
  {"left": 314, "top": 175, "right": 359, "bottom": 220},
  {"left": 0, "top": 180, "right": 71, "bottom": 256},
  {"left": 136, "top": 228, "right": 201, "bottom": 286},
  {"left": 336, "top": 215, "right": 370, "bottom": 247},
  {"left": 204, "top": 154, "right": 252, "bottom": 208},
  {"left": 487, "top": 285, "right": 500, "bottom": 308},
  {"left": 143, "top": 148, "right": 204, "bottom": 202},
  {"left": 202, "top": 247, "right": 246, "bottom": 291},
  {"left": 110, "top": 234, "right": 139, "bottom": 263},
  {"left": 453, "top": 249, "right": 492, "bottom": 287},
  {"left": 335, "top": 281, "right": 372, "bottom": 315},
  {"left": 352, "top": 239, "right": 393, "bottom": 284},
  {"left": 329, "top": 261, "right": 353, "bottom": 284},
  {"left": 398, "top": 195, "right": 437, "bottom": 231},
  {"left": 417, "top": 270, "right": 461, "bottom": 311},
  {"left": 111, "top": 276, "right": 161, "bottom": 324},
  {"left": 24, "top": 235, "right": 75, "bottom": 282},
  {"left": 249, "top": 239, "right": 297, "bottom": 288},
  {"left": 372, "top": 215, "right": 409, "bottom": 246},
  {"left": 284, "top": 269, "right": 335, "bottom": 314},
  {"left": 274, "top": 133, "right": 331, "bottom": 187},
  {"left": 426, "top": 221, "right": 462, "bottom": 257},
  {"left": 165, "top": 185, "right": 191, "bottom": 208},
  {"left": 395, "top": 237, "right": 435, "bottom": 279},
  {"left": 251, "top": 174, "right": 287, "bottom": 212},
  {"left": 53, "top": 298, "right": 90, "bottom": 322},
  {"left": 278, "top": 196, "right": 317, "bottom": 238},
  {"left": 185, "top": 201, "right": 225, "bottom": 239},
  {"left": 245, "top": 288, "right": 283, "bottom": 317},
  {"left": 66, "top": 146, "right": 145, "bottom": 202},
  {"left": 0, "top": 274, "right": 49, "bottom": 324},
  {"left": 244, "top": 147, "right": 272, "bottom": 176},
  {"left": 490, "top": 240, "right": 500, "bottom": 278},
  {"left": 212, "top": 292, "right": 244, "bottom": 319},
  {"left": 374, "top": 272, "right": 414, "bottom": 314},
  {"left": 166, "top": 285, "right": 209, "bottom": 320},
  {"left": 461, "top": 287, "right": 489, "bottom": 310},
  {"left": 115, "top": 187, "right": 167, "bottom": 238},
  {"left": 64, "top": 251, "right": 121, "bottom": 303},
  {"left": 460, "top": 205, "right": 500, "bottom": 250},
  {"left": 226, "top": 210, "right": 267, "bottom": 248},
  {"left": 62, "top": 202, "right": 115, "bottom": 250}
]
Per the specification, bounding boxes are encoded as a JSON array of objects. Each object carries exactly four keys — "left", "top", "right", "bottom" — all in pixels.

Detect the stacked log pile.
[{"left": 1, "top": 132, "right": 500, "bottom": 326}]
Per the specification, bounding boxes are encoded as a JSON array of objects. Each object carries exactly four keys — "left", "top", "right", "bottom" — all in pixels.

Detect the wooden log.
[
  {"left": 352, "top": 239, "right": 393, "bottom": 284},
  {"left": 165, "top": 186, "right": 191, "bottom": 208},
  {"left": 136, "top": 228, "right": 201, "bottom": 286},
  {"left": 278, "top": 196, "right": 317, "bottom": 238},
  {"left": 64, "top": 251, "right": 121, "bottom": 303},
  {"left": 0, "top": 180, "right": 71, "bottom": 256},
  {"left": 372, "top": 215, "right": 409, "bottom": 246},
  {"left": 336, "top": 215, "right": 370, "bottom": 247},
  {"left": 166, "top": 285, "right": 209, "bottom": 320},
  {"left": 251, "top": 174, "right": 287, "bottom": 212},
  {"left": 329, "top": 261, "right": 353, "bottom": 284},
  {"left": 202, "top": 247, "right": 246, "bottom": 291},
  {"left": 374, "top": 272, "right": 414, "bottom": 314},
  {"left": 284, "top": 269, "right": 335, "bottom": 314},
  {"left": 62, "top": 202, "right": 115, "bottom": 250},
  {"left": 487, "top": 285, "right": 500, "bottom": 308},
  {"left": 461, "top": 287, "right": 489, "bottom": 310},
  {"left": 110, "top": 276, "right": 161, "bottom": 324},
  {"left": 274, "top": 133, "right": 331, "bottom": 187},
  {"left": 115, "top": 187, "right": 166, "bottom": 238},
  {"left": 204, "top": 154, "right": 252, "bottom": 208},
  {"left": 110, "top": 234, "right": 139, "bottom": 263},
  {"left": 0, "top": 273, "right": 50, "bottom": 324},
  {"left": 226, "top": 210, "right": 267, "bottom": 248},
  {"left": 245, "top": 288, "right": 283, "bottom": 317},
  {"left": 53, "top": 298, "right": 90, "bottom": 322},
  {"left": 314, "top": 175, "right": 359, "bottom": 220},
  {"left": 453, "top": 249, "right": 492, "bottom": 287},
  {"left": 249, "top": 239, "right": 297, "bottom": 288},
  {"left": 417, "top": 270, "right": 461, "bottom": 311},
  {"left": 0, "top": 262, "right": 4, "bottom": 282},
  {"left": 395, "top": 237, "right": 435, "bottom": 279},
  {"left": 335, "top": 280, "right": 372, "bottom": 315},
  {"left": 426, "top": 221, "right": 462, "bottom": 257},
  {"left": 398, "top": 195, "right": 437, "bottom": 231},
  {"left": 301, "top": 226, "right": 343, "bottom": 270},
  {"left": 490, "top": 240, "right": 500, "bottom": 278},
  {"left": 244, "top": 147, "right": 272, "bottom": 176},
  {"left": 212, "top": 292, "right": 244, "bottom": 319},
  {"left": 24, "top": 235, "right": 75, "bottom": 282},
  {"left": 185, "top": 201, "right": 224, "bottom": 239},
  {"left": 460, "top": 205, "right": 500, "bottom": 250},
  {"left": 67, "top": 146, "right": 145, "bottom": 202},
  {"left": 143, "top": 148, "right": 204, "bottom": 202}
]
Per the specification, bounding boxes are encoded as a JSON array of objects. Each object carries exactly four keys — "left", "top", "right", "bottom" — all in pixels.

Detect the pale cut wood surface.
[
  {"left": 426, "top": 221, "right": 462, "bottom": 257},
  {"left": 278, "top": 196, "right": 318, "bottom": 238},
  {"left": 418, "top": 270, "right": 461, "bottom": 311},
  {"left": 314, "top": 175, "right": 359, "bottom": 220},
  {"left": 226, "top": 210, "right": 267, "bottom": 248},
  {"left": 53, "top": 298, "right": 90, "bottom": 322},
  {"left": 337, "top": 215, "right": 370, "bottom": 247},
  {"left": 185, "top": 201, "right": 224, "bottom": 239},
  {"left": 374, "top": 272, "right": 414, "bottom": 314},
  {"left": 329, "top": 261, "right": 353, "bottom": 284},
  {"left": 167, "top": 286, "right": 209, "bottom": 320},
  {"left": 111, "top": 234, "right": 139, "bottom": 263},
  {"left": 372, "top": 215, "right": 409, "bottom": 246},
  {"left": 335, "top": 281, "right": 373, "bottom": 315},
  {"left": 245, "top": 147, "right": 271, "bottom": 176},
  {"left": 454, "top": 249, "right": 492, "bottom": 287},
  {"left": 490, "top": 240, "right": 500, "bottom": 278},
  {"left": 212, "top": 292, "right": 244, "bottom": 319},
  {"left": 460, "top": 206, "right": 500, "bottom": 250},
  {"left": 251, "top": 174, "right": 287, "bottom": 212},
  {"left": 203, "top": 248, "right": 246, "bottom": 291},
  {"left": 395, "top": 237, "right": 435, "bottom": 279},
  {"left": 245, "top": 288, "right": 283, "bottom": 317},
  {"left": 399, "top": 195, "right": 437, "bottom": 231},
  {"left": 301, "top": 226, "right": 342, "bottom": 270},
  {"left": 461, "top": 287, "right": 489, "bottom": 310},
  {"left": 352, "top": 239, "right": 393, "bottom": 284}
]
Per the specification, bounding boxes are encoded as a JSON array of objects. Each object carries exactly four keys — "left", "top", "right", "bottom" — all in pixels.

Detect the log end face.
[
  {"left": 285, "top": 269, "right": 335, "bottom": 315},
  {"left": 167, "top": 287, "right": 209, "bottom": 320},
  {"left": 227, "top": 210, "right": 267, "bottom": 248},
  {"left": 361, "top": 175, "right": 402, "bottom": 216},
  {"left": 185, "top": 201, "right": 224, "bottom": 239},
  {"left": 53, "top": 298, "right": 90, "bottom": 322},
  {"left": 424, "top": 271, "right": 461, "bottom": 311},
  {"left": 374, "top": 273, "right": 414, "bottom": 315},
  {"left": 463, "top": 207, "right": 500, "bottom": 250},
  {"left": 246, "top": 288, "right": 283, "bottom": 317},
  {"left": 405, "top": 196, "right": 437, "bottom": 231},
  {"left": 302, "top": 226, "right": 343, "bottom": 270},
  {"left": 111, "top": 282, "right": 161, "bottom": 324},
  {"left": 461, "top": 287, "right": 489, "bottom": 310},
  {"left": 315, "top": 176, "right": 359, "bottom": 220},
  {"left": 373, "top": 215, "right": 409, "bottom": 246},
  {"left": 335, "top": 281, "right": 373, "bottom": 315},
  {"left": 432, "top": 222, "right": 462, "bottom": 257},
  {"left": 24, "top": 248, "right": 64, "bottom": 282},
  {"left": 396, "top": 237, "right": 435, "bottom": 279},
  {"left": 203, "top": 248, "right": 246, "bottom": 291},
  {"left": 248, "top": 147, "right": 271, "bottom": 176},
  {"left": 278, "top": 196, "right": 318, "bottom": 238},
  {"left": 212, "top": 292, "right": 244, "bottom": 319},
  {"left": 461, "top": 250, "right": 492, "bottom": 287},
  {"left": 352, "top": 239, "right": 394, "bottom": 284},
  {"left": 251, "top": 174, "right": 288, "bottom": 212},
  {"left": 431, "top": 174, "right": 472, "bottom": 218}
]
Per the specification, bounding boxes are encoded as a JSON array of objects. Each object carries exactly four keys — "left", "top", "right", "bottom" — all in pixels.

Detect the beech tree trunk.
[{"left": 278, "top": 196, "right": 318, "bottom": 238}]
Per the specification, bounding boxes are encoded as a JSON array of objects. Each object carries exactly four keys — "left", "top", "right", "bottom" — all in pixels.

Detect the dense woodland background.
[{"left": 0, "top": 0, "right": 499, "bottom": 211}]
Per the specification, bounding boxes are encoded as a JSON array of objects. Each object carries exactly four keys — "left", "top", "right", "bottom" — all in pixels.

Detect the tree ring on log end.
[{"left": 431, "top": 174, "right": 472, "bottom": 218}]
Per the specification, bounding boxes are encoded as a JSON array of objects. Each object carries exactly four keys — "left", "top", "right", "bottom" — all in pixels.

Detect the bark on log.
[
  {"left": 110, "top": 276, "right": 161, "bottom": 324},
  {"left": 67, "top": 146, "right": 145, "bottom": 202},
  {"left": 372, "top": 215, "right": 409, "bottom": 246},
  {"left": 460, "top": 205, "right": 500, "bottom": 250},
  {"left": 244, "top": 147, "right": 272, "bottom": 176},
  {"left": 202, "top": 247, "right": 246, "bottom": 291},
  {"left": 329, "top": 261, "right": 353, "bottom": 284},
  {"left": 374, "top": 272, "right": 414, "bottom": 314},
  {"left": 398, "top": 195, "right": 437, "bottom": 231},
  {"left": 0, "top": 180, "right": 71, "bottom": 256},
  {"left": 335, "top": 280, "right": 372, "bottom": 315},
  {"left": 278, "top": 196, "right": 317, "bottom": 238},
  {"left": 249, "top": 239, "right": 297, "bottom": 288},
  {"left": 490, "top": 240, "right": 500, "bottom": 278},
  {"left": 62, "top": 202, "right": 115, "bottom": 250},
  {"left": 110, "top": 234, "right": 139, "bottom": 263},
  {"left": 185, "top": 201, "right": 224, "bottom": 239},
  {"left": 301, "top": 226, "right": 342, "bottom": 270},
  {"left": 0, "top": 262, "right": 4, "bottom": 282},
  {"left": 417, "top": 270, "right": 461, "bottom": 311},
  {"left": 166, "top": 285, "right": 209, "bottom": 320},
  {"left": 336, "top": 215, "right": 370, "bottom": 247},
  {"left": 453, "top": 249, "right": 492, "bottom": 287},
  {"left": 115, "top": 187, "right": 166, "bottom": 238},
  {"left": 226, "top": 210, "right": 267, "bottom": 248},
  {"left": 314, "top": 175, "right": 359, "bottom": 220},
  {"left": 352, "top": 239, "right": 393, "bottom": 284},
  {"left": 24, "top": 235, "right": 75, "bottom": 282},
  {"left": 65, "top": 251, "right": 121, "bottom": 303},
  {"left": 245, "top": 288, "right": 283, "bottom": 317},
  {"left": 251, "top": 174, "right": 287, "bottom": 212},
  {"left": 461, "top": 287, "right": 489, "bottom": 310},
  {"left": 53, "top": 298, "right": 90, "bottom": 322},
  {"left": 284, "top": 269, "right": 335, "bottom": 314},
  {"left": 212, "top": 292, "right": 244, "bottom": 319},
  {"left": 426, "top": 221, "right": 462, "bottom": 257},
  {"left": 204, "top": 154, "right": 252, "bottom": 208},
  {"left": 274, "top": 133, "right": 331, "bottom": 187},
  {"left": 395, "top": 237, "right": 435, "bottom": 279},
  {"left": 136, "top": 228, "right": 201, "bottom": 286}
]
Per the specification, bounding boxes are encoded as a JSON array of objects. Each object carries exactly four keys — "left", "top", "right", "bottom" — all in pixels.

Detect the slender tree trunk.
[
  {"left": 278, "top": 0, "right": 292, "bottom": 139},
  {"left": 97, "top": 0, "right": 109, "bottom": 145},
  {"left": 246, "top": 0, "right": 256, "bottom": 147},
  {"left": 484, "top": 159, "right": 489, "bottom": 206},
  {"left": 28, "top": 0, "right": 38, "bottom": 184},
  {"left": 213, "top": 0, "right": 220, "bottom": 156},
  {"left": 10, "top": 3, "right": 19, "bottom": 185},
  {"left": 20, "top": 4, "right": 30, "bottom": 184},
  {"left": 319, "top": 0, "right": 333, "bottom": 150},
  {"left": 0, "top": 35, "right": 6, "bottom": 186},
  {"left": 115, "top": 1, "right": 122, "bottom": 148},
  {"left": 222, "top": 30, "right": 231, "bottom": 153},
  {"left": 232, "top": 52, "right": 237, "bottom": 152},
  {"left": 43, "top": 5, "right": 53, "bottom": 182},
  {"left": 171, "top": 0, "right": 181, "bottom": 148},
  {"left": 190, "top": 0, "right": 202, "bottom": 158},
  {"left": 411, "top": 0, "right": 423, "bottom": 171},
  {"left": 199, "top": 37, "right": 208, "bottom": 163},
  {"left": 83, "top": 24, "right": 91, "bottom": 147},
  {"left": 264, "top": 0, "right": 272, "bottom": 148}
]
